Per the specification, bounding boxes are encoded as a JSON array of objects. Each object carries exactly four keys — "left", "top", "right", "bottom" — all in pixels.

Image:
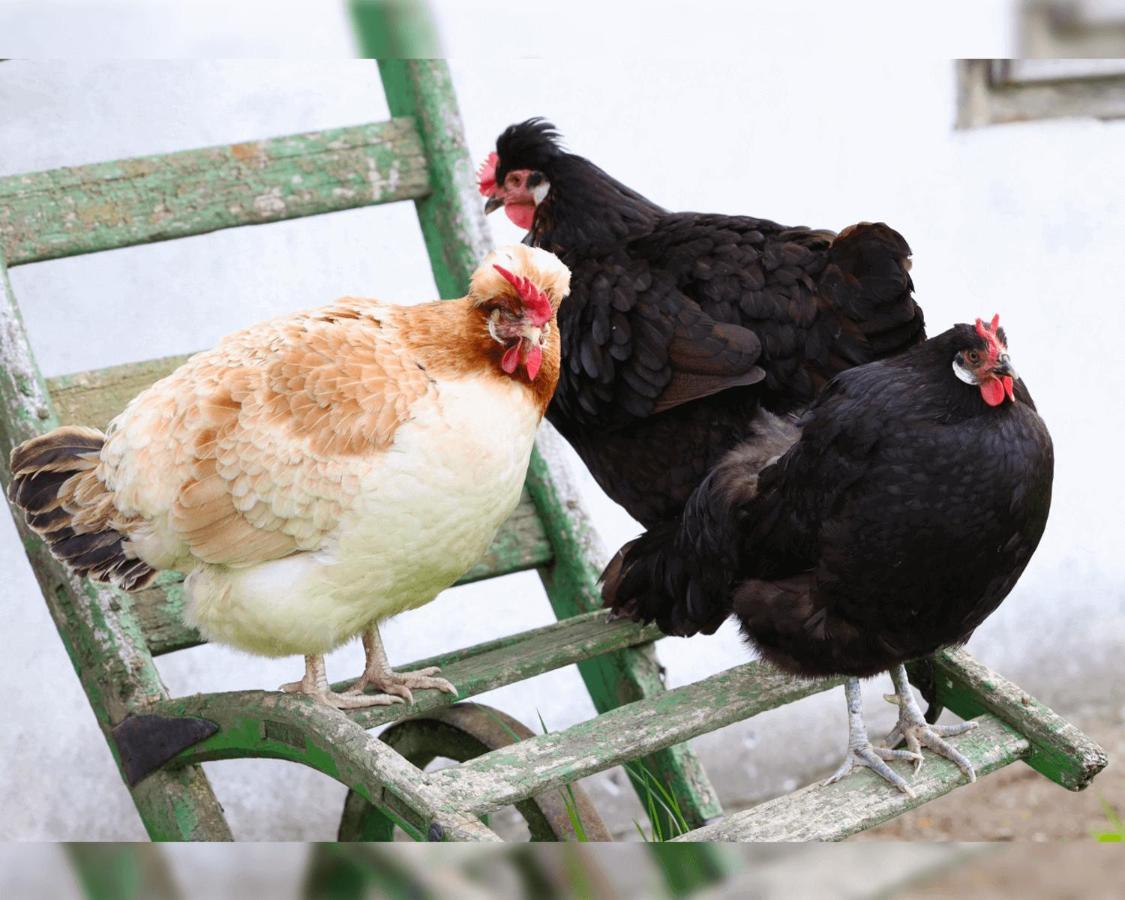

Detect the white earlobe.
[
  {"left": 952, "top": 356, "right": 978, "bottom": 385},
  {"left": 531, "top": 180, "right": 551, "bottom": 205},
  {"left": 487, "top": 309, "right": 504, "bottom": 344}
]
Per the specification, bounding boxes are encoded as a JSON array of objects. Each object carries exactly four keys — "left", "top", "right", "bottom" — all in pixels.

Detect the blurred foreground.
[{"left": 1, "top": 835, "right": 1122, "bottom": 900}]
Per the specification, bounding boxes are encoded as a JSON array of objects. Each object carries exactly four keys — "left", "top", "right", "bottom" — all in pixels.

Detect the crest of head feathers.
[
  {"left": 471, "top": 245, "right": 571, "bottom": 314},
  {"left": 494, "top": 118, "right": 564, "bottom": 185}
]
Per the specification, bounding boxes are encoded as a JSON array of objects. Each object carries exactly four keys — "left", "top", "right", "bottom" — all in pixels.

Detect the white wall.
[{"left": 2, "top": 50, "right": 1123, "bottom": 839}]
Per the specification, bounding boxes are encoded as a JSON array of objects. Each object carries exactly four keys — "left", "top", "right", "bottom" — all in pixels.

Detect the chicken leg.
[
  {"left": 346, "top": 624, "right": 459, "bottom": 704},
  {"left": 825, "top": 677, "right": 924, "bottom": 796},
  {"left": 279, "top": 655, "right": 406, "bottom": 710},
  {"left": 882, "top": 663, "right": 977, "bottom": 782}
]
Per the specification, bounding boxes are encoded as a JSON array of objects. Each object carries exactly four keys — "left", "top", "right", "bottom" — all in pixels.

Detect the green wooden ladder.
[{"left": 0, "top": 59, "right": 1106, "bottom": 842}]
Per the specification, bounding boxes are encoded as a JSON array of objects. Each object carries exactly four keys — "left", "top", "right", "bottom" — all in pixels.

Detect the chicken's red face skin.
[
  {"left": 485, "top": 263, "right": 555, "bottom": 381},
  {"left": 478, "top": 152, "right": 545, "bottom": 231},
  {"left": 953, "top": 313, "right": 1017, "bottom": 407}
]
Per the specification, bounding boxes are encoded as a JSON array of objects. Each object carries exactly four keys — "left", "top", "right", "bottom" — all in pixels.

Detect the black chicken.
[
  {"left": 479, "top": 119, "right": 925, "bottom": 528},
  {"left": 602, "top": 316, "right": 1054, "bottom": 793}
]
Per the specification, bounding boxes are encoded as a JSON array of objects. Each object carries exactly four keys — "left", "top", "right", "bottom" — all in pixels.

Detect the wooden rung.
[
  {"left": 0, "top": 119, "right": 430, "bottom": 266},
  {"left": 912, "top": 648, "right": 1108, "bottom": 791},
  {"left": 424, "top": 662, "right": 843, "bottom": 816},
  {"left": 48, "top": 355, "right": 190, "bottom": 431},
  {"left": 133, "top": 491, "right": 552, "bottom": 656},
  {"left": 146, "top": 610, "right": 664, "bottom": 747},
  {"left": 673, "top": 714, "right": 1029, "bottom": 841}
]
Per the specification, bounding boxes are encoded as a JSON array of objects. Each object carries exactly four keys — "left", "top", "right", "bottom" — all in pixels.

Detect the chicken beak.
[
  {"left": 992, "top": 354, "right": 1017, "bottom": 380},
  {"left": 484, "top": 195, "right": 504, "bottom": 215}
]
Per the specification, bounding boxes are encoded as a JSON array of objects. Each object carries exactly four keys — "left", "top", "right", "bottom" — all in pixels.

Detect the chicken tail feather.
[
  {"left": 601, "top": 452, "right": 760, "bottom": 637},
  {"left": 8, "top": 426, "right": 155, "bottom": 591},
  {"left": 821, "top": 222, "right": 924, "bottom": 361}
]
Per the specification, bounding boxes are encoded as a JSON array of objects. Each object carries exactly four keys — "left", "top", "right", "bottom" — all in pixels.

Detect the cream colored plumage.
[{"left": 9, "top": 245, "right": 570, "bottom": 708}]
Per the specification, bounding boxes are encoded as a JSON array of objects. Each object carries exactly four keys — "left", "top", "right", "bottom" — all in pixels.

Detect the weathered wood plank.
[
  {"left": 134, "top": 611, "right": 648, "bottom": 836},
  {"left": 528, "top": 426, "right": 725, "bottom": 829},
  {"left": 156, "top": 682, "right": 501, "bottom": 842},
  {"left": 48, "top": 354, "right": 190, "bottom": 430},
  {"left": 376, "top": 61, "right": 492, "bottom": 299},
  {"left": 135, "top": 492, "right": 552, "bottom": 656},
  {"left": 424, "top": 662, "right": 844, "bottom": 817},
  {"left": 0, "top": 119, "right": 430, "bottom": 266},
  {"left": 140, "top": 613, "right": 654, "bottom": 836},
  {"left": 673, "top": 714, "right": 1029, "bottom": 841},
  {"left": 909, "top": 648, "right": 1108, "bottom": 791},
  {"left": 147, "top": 611, "right": 663, "bottom": 746}
]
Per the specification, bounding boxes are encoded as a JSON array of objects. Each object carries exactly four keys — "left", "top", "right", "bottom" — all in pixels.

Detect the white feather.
[{"left": 184, "top": 375, "right": 541, "bottom": 657}]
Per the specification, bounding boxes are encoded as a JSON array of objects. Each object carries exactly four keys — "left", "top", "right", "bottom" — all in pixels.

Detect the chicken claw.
[
  {"left": 825, "top": 677, "right": 922, "bottom": 797},
  {"left": 883, "top": 664, "right": 977, "bottom": 782},
  {"left": 347, "top": 626, "right": 459, "bottom": 705},
  {"left": 279, "top": 655, "right": 406, "bottom": 710}
]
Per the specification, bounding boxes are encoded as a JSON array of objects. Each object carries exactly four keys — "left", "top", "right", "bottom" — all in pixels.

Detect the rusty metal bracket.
[{"left": 111, "top": 714, "right": 219, "bottom": 786}]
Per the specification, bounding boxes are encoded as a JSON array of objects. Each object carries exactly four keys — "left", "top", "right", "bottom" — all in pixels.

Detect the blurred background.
[{"left": 1, "top": 0, "right": 1124, "bottom": 878}]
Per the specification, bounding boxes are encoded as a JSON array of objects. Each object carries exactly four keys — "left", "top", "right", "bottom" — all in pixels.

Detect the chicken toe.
[
  {"left": 882, "top": 664, "right": 977, "bottom": 782},
  {"left": 347, "top": 626, "right": 459, "bottom": 705},
  {"left": 278, "top": 654, "right": 406, "bottom": 710},
  {"left": 824, "top": 677, "right": 922, "bottom": 797}
]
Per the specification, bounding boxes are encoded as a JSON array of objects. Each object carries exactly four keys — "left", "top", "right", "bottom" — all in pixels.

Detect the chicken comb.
[
  {"left": 492, "top": 264, "right": 553, "bottom": 326},
  {"left": 477, "top": 151, "right": 499, "bottom": 197},
  {"left": 974, "top": 313, "right": 1005, "bottom": 362}
]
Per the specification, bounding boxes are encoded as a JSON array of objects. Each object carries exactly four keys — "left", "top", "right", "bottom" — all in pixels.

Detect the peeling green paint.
[
  {"left": 427, "top": 661, "right": 842, "bottom": 816},
  {"left": 908, "top": 649, "right": 1108, "bottom": 791},
  {"left": 170, "top": 796, "right": 199, "bottom": 841},
  {"left": 0, "top": 120, "right": 430, "bottom": 265},
  {"left": 676, "top": 714, "right": 1031, "bottom": 841},
  {"left": 2, "top": 250, "right": 231, "bottom": 840}
]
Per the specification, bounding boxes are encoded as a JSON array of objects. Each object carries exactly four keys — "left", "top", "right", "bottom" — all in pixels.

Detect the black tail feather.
[
  {"left": 8, "top": 427, "right": 156, "bottom": 592},
  {"left": 601, "top": 461, "right": 756, "bottom": 637},
  {"left": 822, "top": 222, "right": 925, "bottom": 363}
]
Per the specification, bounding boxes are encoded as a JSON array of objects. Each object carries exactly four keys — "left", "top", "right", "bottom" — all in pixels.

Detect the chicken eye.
[{"left": 967, "top": 350, "right": 981, "bottom": 365}]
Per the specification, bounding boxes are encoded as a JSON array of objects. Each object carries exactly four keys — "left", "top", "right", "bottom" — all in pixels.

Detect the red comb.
[
  {"left": 974, "top": 313, "right": 1005, "bottom": 362},
  {"left": 492, "top": 263, "right": 553, "bottom": 326},
  {"left": 477, "top": 151, "right": 499, "bottom": 197}
]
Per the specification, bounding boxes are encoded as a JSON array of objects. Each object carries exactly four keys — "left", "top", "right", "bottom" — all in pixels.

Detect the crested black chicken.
[
  {"left": 602, "top": 316, "right": 1054, "bottom": 794},
  {"left": 479, "top": 119, "right": 925, "bottom": 528}
]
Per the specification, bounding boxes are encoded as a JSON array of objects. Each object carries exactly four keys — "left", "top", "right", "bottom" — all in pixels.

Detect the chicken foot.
[
  {"left": 825, "top": 677, "right": 924, "bottom": 797},
  {"left": 882, "top": 663, "right": 977, "bottom": 783},
  {"left": 279, "top": 654, "right": 406, "bottom": 709},
  {"left": 346, "top": 625, "right": 459, "bottom": 704}
]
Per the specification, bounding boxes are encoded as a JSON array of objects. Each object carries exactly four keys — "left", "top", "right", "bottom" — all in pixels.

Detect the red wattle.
[
  {"left": 1002, "top": 375, "right": 1015, "bottom": 402},
  {"left": 980, "top": 377, "right": 1005, "bottom": 407},
  {"left": 501, "top": 342, "right": 521, "bottom": 374},
  {"left": 525, "top": 344, "right": 543, "bottom": 381},
  {"left": 505, "top": 202, "right": 536, "bottom": 231}
]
